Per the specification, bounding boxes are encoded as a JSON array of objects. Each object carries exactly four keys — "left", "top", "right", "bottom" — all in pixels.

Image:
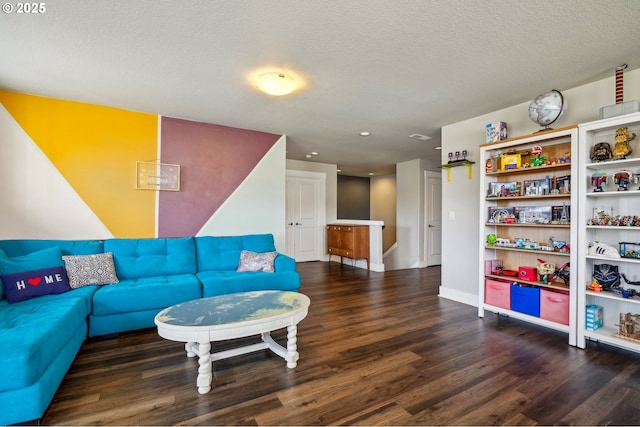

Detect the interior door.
[
  {"left": 285, "top": 171, "right": 326, "bottom": 262},
  {"left": 425, "top": 171, "right": 442, "bottom": 266}
]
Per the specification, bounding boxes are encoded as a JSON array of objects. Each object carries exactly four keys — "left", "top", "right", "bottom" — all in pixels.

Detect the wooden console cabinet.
[{"left": 327, "top": 224, "right": 369, "bottom": 269}]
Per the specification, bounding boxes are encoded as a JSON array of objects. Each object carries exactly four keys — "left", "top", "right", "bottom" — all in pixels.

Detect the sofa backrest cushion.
[
  {"left": 195, "top": 234, "right": 276, "bottom": 272},
  {"left": 0, "top": 239, "right": 104, "bottom": 257},
  {"left": 105, "top": 237, "right": 197, "bottom": 280}
]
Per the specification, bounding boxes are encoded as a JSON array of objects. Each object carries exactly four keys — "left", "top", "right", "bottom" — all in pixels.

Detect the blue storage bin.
[{"left": 510, "top": 284, "right": 540, "bottom": 317}]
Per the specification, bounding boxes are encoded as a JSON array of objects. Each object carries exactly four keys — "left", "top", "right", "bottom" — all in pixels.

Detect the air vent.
[{"left": 409, "top": 134, "right": 432, "bottom": 141}]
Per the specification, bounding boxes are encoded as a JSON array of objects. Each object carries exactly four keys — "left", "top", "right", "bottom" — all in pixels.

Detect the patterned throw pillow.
[
  {"left": 236, "top": 250, "right": 277, "bottom": 272},
  {"left": 62, "top": 252, "right": 120, "bottom": 288}
]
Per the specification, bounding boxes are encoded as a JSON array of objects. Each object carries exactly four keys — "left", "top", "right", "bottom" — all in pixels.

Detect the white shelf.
[
  {"left": 586, "top": 290, "right": 640, "bottom": 305},
  {"left": 585, "top": 255, "right": 640, "bottom": 265},
  {"left": 483, "top": 303, "right": 571, "bottom": 333},
  {"left": 478, "top": 126, "right": 578, "bottom": 346},
  {"left": 577, "top": 111, "right": 640, "bottom": 354}
]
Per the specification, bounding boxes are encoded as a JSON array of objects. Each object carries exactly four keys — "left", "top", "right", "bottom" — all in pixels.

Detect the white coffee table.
[{"left": 154, "top": 290, "right": 310, "bottom": 394}]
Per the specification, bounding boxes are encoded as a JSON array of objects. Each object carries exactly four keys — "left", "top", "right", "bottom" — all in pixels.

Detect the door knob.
[
  {"left": 295, "top": 222, "right": 302, "bottom": 225},
  {"left": 288, "top": 222, "right": 294, "bottom": 226}
]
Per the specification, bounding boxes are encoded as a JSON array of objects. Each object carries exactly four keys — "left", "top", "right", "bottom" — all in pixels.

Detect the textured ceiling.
[{"left": 2, "top": 0, "right": 640, "bottom": 176}]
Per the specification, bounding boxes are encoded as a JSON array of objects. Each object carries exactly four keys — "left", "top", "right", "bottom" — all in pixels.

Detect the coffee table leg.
[
  {"left": 185, "top": 341, "right": 197, "bottom": 358},
  {"left": 196, "top": 341, "right": 212, "bottom": 394},
  {"left": 285, "top": 325, "right": 299, "bottom": 368}
]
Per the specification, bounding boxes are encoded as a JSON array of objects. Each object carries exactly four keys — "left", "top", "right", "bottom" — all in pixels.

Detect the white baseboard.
[{"left": 438, "top": 286, "right": 478, "bottom": 307}]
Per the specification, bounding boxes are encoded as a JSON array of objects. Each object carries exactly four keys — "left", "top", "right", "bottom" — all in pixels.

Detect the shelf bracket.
[{"left": 440, "top": 161, "right": 475, "bottom": 181}]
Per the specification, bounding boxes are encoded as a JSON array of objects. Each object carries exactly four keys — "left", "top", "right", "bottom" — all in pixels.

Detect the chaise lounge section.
[{"left": 0, "top": 234, "right": 299, "bottom": 425}]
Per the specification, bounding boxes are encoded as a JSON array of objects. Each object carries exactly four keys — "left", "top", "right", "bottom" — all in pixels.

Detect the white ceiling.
[{"left": 2, "top": 0, "right": 640, "bottom": 176}]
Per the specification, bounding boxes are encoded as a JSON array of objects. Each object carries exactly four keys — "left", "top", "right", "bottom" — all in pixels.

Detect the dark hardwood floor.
[{"left": 42, "top": 261, "right": 640, "bottom": 426}]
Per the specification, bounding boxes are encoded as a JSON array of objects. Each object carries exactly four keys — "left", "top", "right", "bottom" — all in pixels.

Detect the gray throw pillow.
[
  {"left": 62, "top": 252, "right": 119, "bottom": 288},
  {"left": 236, "top": 250, "right": 277, "bottom": 272}
]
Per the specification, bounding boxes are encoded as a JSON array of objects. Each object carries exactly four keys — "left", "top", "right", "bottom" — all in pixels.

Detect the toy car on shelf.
[{"left": 492, "top": 266, "right": 518, "bottom": 276}]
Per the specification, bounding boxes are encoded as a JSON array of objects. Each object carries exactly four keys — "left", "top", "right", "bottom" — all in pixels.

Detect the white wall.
[
  {"left": 439, "top": 68, "right": 640, "bottom": 306},
  {"left": 370, "top": 174, "right": 397, "bottom": 252},
  {"left": 198, "top": 135, "right": 288, "bottom": 250}
]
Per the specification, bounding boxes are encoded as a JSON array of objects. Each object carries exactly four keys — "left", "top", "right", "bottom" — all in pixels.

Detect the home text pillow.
[
  {"left": 0, "top": 247, "right": 71, "bottom": 303},
  {"left": 1, "top": 266, "right": 71, "bottom": 303},
  {"left": 236, "top": 250, "right": 277, "bottom": 272},
  {"left": 62, "top": 252, "right": 119, "bottom": 288}
]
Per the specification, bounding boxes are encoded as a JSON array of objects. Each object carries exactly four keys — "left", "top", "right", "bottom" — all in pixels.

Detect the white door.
[
  {"left": 425, "top": 171, "right": 442, "bottom": 266},
  {"left": 285, "top": 170, "right": 326, "bottom": 262}
]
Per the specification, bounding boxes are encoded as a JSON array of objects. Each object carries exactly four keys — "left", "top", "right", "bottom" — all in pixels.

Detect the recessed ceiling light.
[
  {"left": 337, "top": 169, "right": 341, "bottom": 172},
  {"left": 305, "top": 154, "right": 312, "bottom": 158},
  {"left": 311, "top": 152, "right": 319, "bottom": 156},
  {"left": 369, "top": 172, "right": 374, "bottom": 176},
  {"left": 359, "top": 131, "right": 371, "bottom": 137},
  {"left": 255, "top": 72, "right": 296, "bottom": 96},
  {"left": 435, "top": 146, "right": 442, "bottom": 150}
]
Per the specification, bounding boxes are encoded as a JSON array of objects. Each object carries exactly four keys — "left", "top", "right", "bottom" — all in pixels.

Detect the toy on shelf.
[
  {"left": 587, "top": 207, "right": 640, "bottom": 227},
  {"left": 486, "top": 234, "right": 497, "bottom": 246},
  {"left": 551, "top": 262, "right": 570, "bottom": 286},
  {"left": 591, "top": 172, "right": 608, "bottom": 192},
  {"left": 613, "top": 127, "right": 637, "bottom": 160},
  {"left": 587, "top": 278, "right": 603, "bottom": 292},
  {"left": 536, "top": 258, "right": 555, "bottom": 284},
  {"left": 491, "top": 265, "right": 518, "bottom": 276},
  {"left": 616, "top": 313, "right": 640, "bottom": 342},
  {"left": 593, "top": 264, "right": 620, "bottom": 291},
  {"left": 549, "top": 237, "right": 570, "bottom": 253},
  {"left": 590, "top": 142, "right": 614, "bottom": 162},
  {"left": 588, "top": 241, "right": 621, "bottom": 258},
  {"left": 619, "top": 242, "right": 640, "bottom": 259},
  {"left": 614, "top": 169, "right": 632, "bottom": 191}
]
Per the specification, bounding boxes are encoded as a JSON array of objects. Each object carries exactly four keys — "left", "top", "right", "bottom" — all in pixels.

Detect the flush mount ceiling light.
[
  {"left": 359, "top": 131, "right": 371, "bottom": 137},
  {"left": 255, "top": 72, "right": 297, "bottom": 96}
]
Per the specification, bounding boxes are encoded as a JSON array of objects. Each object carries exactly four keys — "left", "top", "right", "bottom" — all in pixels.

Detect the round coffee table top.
[{"left": 155, "top": 290, "right": 310, "bottom": 330}]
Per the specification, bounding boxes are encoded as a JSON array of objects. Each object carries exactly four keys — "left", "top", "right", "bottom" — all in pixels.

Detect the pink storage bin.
[
  {"left": 485, "top": 279, "right": 511, "bottom": 309},
  {"left": 540, "top": 289, "right": 569, "bottom": 325}
]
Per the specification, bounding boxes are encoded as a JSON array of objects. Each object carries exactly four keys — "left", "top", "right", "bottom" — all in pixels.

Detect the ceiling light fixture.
[
  {"left": 359, "top": 131, "right": 371, "bottom": 137},
  {"left": 255, "top": 72, "right": 297, "bottom": 96}
]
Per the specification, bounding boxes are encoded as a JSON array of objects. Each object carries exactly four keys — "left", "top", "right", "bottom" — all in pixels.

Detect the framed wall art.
[{"left": 136, "top": 162, "right": 180, "bottom": 191}]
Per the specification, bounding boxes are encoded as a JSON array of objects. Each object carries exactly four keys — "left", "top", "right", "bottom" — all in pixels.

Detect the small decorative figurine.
[
  {"left": 591, "top": 172, "right": 608, "bottom": 192},
  {"left": 613, "top": 127, "right": 636, "bottom": 160},
  {"left": 614, "top": 169, "right": 631, "bottom": 191},
  {"left": 590, "top": 142, "right": 613, "bottom": 162},
  {"left": 485, "top": 158, "right": 493, "bottom": 172},
  {"left": 486, "top": 234, "right": 497, "bottom": 246}
]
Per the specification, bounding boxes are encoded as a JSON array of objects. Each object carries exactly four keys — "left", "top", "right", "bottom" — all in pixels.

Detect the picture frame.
[{"left": 136, "top": 161, "right": 180, "bottom": 191}]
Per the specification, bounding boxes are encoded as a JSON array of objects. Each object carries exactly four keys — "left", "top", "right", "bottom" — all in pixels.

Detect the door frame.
[
  {"left": 424, "top": 170, "right": 442, "bottom": 266},
  {"left": 285, "top": 169, "right": 326, "bottom": 262}
]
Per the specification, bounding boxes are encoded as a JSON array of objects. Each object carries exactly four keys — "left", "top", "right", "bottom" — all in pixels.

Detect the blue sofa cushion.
[
  {"left": 92, "top": 274, "right": 201, "bottom": 316},
  {"left": 0, "top": 297, "right": 87, "bottom": 392},
  {"left": 196, "top": 234, "right": 277, "bottom": 272},
  {"left": 105, "top": 237, "right": 197, "bottom": 280},
  {"left": 0, "top": 239, "right": 104, "bottom": 257},
  {"left": 197, "top": 270, "right": 300, "bottom": 297}
]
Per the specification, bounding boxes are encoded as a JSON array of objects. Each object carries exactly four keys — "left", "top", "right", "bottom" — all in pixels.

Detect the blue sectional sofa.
[{"left": 0, "top": 234, "right": 300, "bottom": 426}]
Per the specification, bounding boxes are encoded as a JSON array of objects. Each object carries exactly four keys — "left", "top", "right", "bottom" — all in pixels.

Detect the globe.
[{"left": 528, "top": 89, "right": 567, "bottom": 131}]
